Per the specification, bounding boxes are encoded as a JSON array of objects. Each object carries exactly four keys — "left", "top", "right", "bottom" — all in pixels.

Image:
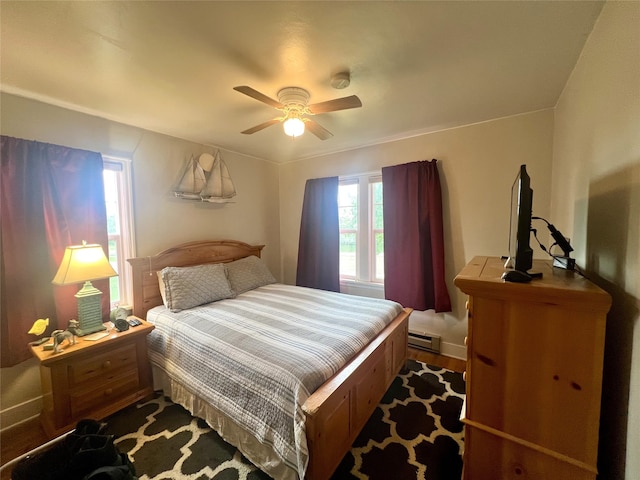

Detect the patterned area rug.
[{"left": 105, "top": 360, "right": 465, "bottom": 480}]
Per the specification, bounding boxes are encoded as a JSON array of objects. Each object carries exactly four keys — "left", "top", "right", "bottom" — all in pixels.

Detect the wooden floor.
[
  {"left": 0, "top": 348, "right": 465, "bottom": 477},
  {"left": 408, "top": 347, "right": 466, "bottom": 373}
]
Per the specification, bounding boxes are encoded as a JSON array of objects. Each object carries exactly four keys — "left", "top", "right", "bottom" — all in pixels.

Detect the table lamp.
[{"left": 52, "top": 241, "right": 117, "bottom": 336}]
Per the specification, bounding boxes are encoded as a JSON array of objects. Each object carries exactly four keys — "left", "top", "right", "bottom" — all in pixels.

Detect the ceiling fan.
[{"left": 233, "top": 85, "right": 362, "bottom": 140}]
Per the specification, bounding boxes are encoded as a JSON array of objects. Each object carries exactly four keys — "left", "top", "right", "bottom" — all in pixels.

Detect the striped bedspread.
[{"left": 146, "top": 283, "right": 403, "bottom": 480}]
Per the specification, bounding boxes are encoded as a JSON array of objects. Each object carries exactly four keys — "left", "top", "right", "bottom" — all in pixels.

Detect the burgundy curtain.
[
  {"left": 382, "top": 159, "right": 451, "bottom": 312},
  {"left": 296, "top": 177, "right": 340, "bottom": 292},
  {"left": 1, "top": 136, "right": 108, "bottom": 367}
]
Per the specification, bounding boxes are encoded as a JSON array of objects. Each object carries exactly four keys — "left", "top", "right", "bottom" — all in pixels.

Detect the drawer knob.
[
  {"left": 103, "top": 361, "right": 112, "bottom": 369},
  {"left": 464, "top": 336, "right": 468, "bottom": 346},
  {"left": 462, "top": 371, "right": 467, "bottom": 382},
  {"left": 104, "top": 388, "right": 113, "bottom": 396}
]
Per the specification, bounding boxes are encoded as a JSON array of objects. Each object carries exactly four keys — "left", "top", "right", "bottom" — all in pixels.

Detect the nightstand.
[{"left": 30, "top": 317, "right": 155, "bottom": 438}]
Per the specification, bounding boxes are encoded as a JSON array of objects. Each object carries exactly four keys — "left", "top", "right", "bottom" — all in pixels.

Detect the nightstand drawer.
[
  {"left": 69, "top": 344, "right": 138, "bottom": 386},
  {"left": 70, "top": 369, "right": 140, "bottom": 417}
]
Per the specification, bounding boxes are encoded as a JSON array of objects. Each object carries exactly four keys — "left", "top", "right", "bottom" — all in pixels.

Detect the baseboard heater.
[{"left": 408, "top": 329, "right": 441, "bottom": 354}]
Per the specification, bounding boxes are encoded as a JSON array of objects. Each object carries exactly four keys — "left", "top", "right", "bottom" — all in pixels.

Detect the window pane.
[
  {"left": 104, "top": 170, "right": 120, "bottom": 236},
  {"left": 372, "top": 180, "right": 383, "bottom": 203},
  {"left": 338, "top": 183, "right": 358, "bottom": 230},
  {"left": 372, "top": 182, "right": 384, "bottom": 230},
  {"left": 109, "top": 277, "right": 120, "bottom": 305},
  {"left": 103, "top": 159, "right": 134, "bottom": 310},
  {"left": 107, "top": 238, "right": 120, "bottom": 305},
  {"left": 104, "top": 170, "right": 120, "bottom": 309},
  {"left": 339, "top": 206, "right": 357, "bottom": 229},
  {"left": 340, "top": 232, "right": 356, "bottom": 277},
  {"left": 374, "top": 232, "right": 384, "bottom": 280},
  {"left": 339, "top": 182, "right": 358, "bottom": 279},
  {"left": 339, "top": 182, "right": 358, "bottom": 205},
  {"left": 371, "top": 181, "right": 384, "bottom": 281}
]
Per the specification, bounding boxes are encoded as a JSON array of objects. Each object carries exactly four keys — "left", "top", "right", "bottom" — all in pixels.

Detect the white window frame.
[
  {"left": 103, "top": 156, "right": 135, "bottom": 309},
  {"left": 339, "top": 172, "right": 384, "bottom": 295}
]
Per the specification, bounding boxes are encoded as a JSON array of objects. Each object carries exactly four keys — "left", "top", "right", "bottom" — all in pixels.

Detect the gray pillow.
[
  {"left": 226, "top": 256, "right": 276, "bottom": 294},
  {"left": 160, "top": 263, "right": 235, "bottom": 312}
]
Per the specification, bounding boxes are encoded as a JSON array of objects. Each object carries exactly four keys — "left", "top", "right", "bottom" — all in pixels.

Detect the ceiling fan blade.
[
  {"left": 308, "top": 95, "right": 362, "bottom": 114},
  {"left": 304, "top": 119, "right": 333, "bottom": 140},
  {"left": 240, "top": 118, "right": 281, "bottom": 135},
  {"left": 234, "top": 86, "right": 283, "bottom": 109}
]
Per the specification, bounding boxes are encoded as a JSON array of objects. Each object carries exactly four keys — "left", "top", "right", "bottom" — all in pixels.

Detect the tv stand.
[{"left": 455, "top": 256, "right": 611, "bottom": 480}]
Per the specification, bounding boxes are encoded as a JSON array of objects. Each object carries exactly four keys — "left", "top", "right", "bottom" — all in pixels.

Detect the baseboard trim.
[
  {"left": 440, "top": 342, "right": 467, "bottom": 360},
  {"left": 0, "top": 396, "right": 42, "bottom": 433}
]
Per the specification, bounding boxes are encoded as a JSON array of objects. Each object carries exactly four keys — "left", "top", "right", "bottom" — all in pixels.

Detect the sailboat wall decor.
[
  {"left": 201, "top": 151, "right": 237, "bottom": 203},
  {"left": 173, "top": 151, "right": 237, "bottom": 203},
  {"left": 174, "top": 155, "right": 207, "bottom": 200}
]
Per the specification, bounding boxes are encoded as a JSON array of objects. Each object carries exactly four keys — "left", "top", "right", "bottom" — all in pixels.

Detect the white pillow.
[
  {"left": 226, "top": 256, "right": 276, "bottom": 294},
  {"left": 159, "top": 263, "right": 235, "bottom": 312}
]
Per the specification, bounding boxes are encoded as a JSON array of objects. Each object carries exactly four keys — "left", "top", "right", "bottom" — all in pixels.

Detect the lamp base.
[
  {"left": 75, "top": 281, "right": 107, "bottom": 337},
  {"left": 75, "top": 323, "right": 107, "bottom": 337}
]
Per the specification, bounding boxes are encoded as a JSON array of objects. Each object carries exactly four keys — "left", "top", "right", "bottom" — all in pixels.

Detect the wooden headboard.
[{"left": 127, "top": 240, "right": 265, "bottom": 318}]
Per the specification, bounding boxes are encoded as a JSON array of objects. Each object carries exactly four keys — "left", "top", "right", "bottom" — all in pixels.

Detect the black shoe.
[
  {"left": 74, "top": 419, "right": 108, "bottom": 436},
  {"left": 82, "top": 453, "right": 137, "bottom": 480},
  {"left": 11, "top": 420, "right": 126, "bottom": 480},
  {"left": 11, "top": 439, "right": 70, "bottom": 480},
  {"left": 63, "top": 435, "right": 121, "bottom": 480}
]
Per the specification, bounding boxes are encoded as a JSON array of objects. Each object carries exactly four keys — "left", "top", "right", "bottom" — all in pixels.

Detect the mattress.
[{"left": 146, "top": 283, "right": 403, "bottom": 480}]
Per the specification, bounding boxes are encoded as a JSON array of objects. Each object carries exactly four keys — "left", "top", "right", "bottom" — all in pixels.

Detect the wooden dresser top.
[{"left": 454, "top": 256, "right": 611, "bottom": 311}]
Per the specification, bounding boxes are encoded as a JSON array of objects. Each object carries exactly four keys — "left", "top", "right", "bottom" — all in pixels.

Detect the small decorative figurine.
[
  {"left": 28, "top": 318, "right": 49, "bottom": 336},
  {"left": 27, "top": 318, "right": 50, "bottom": 346},
  {"left": 51, "top": 319, "right": 80, "bottom": 353}
]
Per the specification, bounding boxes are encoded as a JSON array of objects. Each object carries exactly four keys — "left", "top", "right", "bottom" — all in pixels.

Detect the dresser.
[
  {"left": 454, "top": 257, "right": 611, "bottom": 480},
  {"left": 30, "top": 318, "right": 154, "bottom": 438}
]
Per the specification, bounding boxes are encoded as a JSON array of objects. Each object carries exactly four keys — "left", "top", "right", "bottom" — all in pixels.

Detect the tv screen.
[{"left": 507, "top": 164, "right": 534, "bottom": 273}]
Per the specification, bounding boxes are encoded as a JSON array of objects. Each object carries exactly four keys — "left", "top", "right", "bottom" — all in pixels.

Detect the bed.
[{"left": 128, "top": 240, "right": 411, "bottom": 480}]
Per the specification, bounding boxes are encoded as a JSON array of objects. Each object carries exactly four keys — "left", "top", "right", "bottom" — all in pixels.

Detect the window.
[
  {"left": 103, "top": 157, "right": 135, "bottom": 309},
  {"left": 338, "top": 180, "right": 358, "bottom": 279},
  {"left": 339, "top": 174, "right": 384, "bottom": 283}
]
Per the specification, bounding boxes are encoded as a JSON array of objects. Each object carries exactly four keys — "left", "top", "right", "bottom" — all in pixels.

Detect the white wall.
[
  {"left": 279, "top": 109, "right": 555, "bottom": 358},
  {"left": 0, "top": 93, "right": 281, "bottom": 430},
  {"left": 551, "top": 2, "right": 640, "bottom": 479}
]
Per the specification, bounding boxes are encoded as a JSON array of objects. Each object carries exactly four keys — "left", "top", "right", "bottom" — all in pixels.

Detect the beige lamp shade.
[{"left": 52, "top": 241, "right": 117, "bottom": 285}]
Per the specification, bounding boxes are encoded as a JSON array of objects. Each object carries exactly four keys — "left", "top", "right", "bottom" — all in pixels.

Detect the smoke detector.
[{"left": 331, "top": 71, "right": 351, "bottom": 89}]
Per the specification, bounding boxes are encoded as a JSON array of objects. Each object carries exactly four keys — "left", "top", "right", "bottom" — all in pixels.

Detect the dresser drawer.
[
  {"left": 70, "top": 369, "right": 140, "bottom": 417},
  {"left": 69, "top": 344, "right": 138, "bottom": 386},
  {"left": 464, "top": 425, "right": 595, "bottom": 480}
]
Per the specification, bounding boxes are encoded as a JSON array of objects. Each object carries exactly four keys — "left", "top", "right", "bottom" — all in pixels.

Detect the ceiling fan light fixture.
[
  {"left": 278, "top": 87, "right": 310, "bottom": 106},
  {"left": 234, "top": 84, "right": 361, "bottom": 140},
  {"left": 283, "top": 117, "right": 305, "bottom": 137}
]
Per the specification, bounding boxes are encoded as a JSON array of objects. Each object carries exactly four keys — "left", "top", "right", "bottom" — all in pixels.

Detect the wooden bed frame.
[{"left": 128, "top": 240, "right": 411, "bottom": 480}]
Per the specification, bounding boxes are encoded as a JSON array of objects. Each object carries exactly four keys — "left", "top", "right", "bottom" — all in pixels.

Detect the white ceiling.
[{"left": 1, "top": 1, "right": 603, "bottom": 164}]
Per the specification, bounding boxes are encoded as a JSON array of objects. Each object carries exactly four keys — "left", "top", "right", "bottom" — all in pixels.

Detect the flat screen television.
[{"left": 507, "top": 164, "right": 534, "bottom": 274}]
